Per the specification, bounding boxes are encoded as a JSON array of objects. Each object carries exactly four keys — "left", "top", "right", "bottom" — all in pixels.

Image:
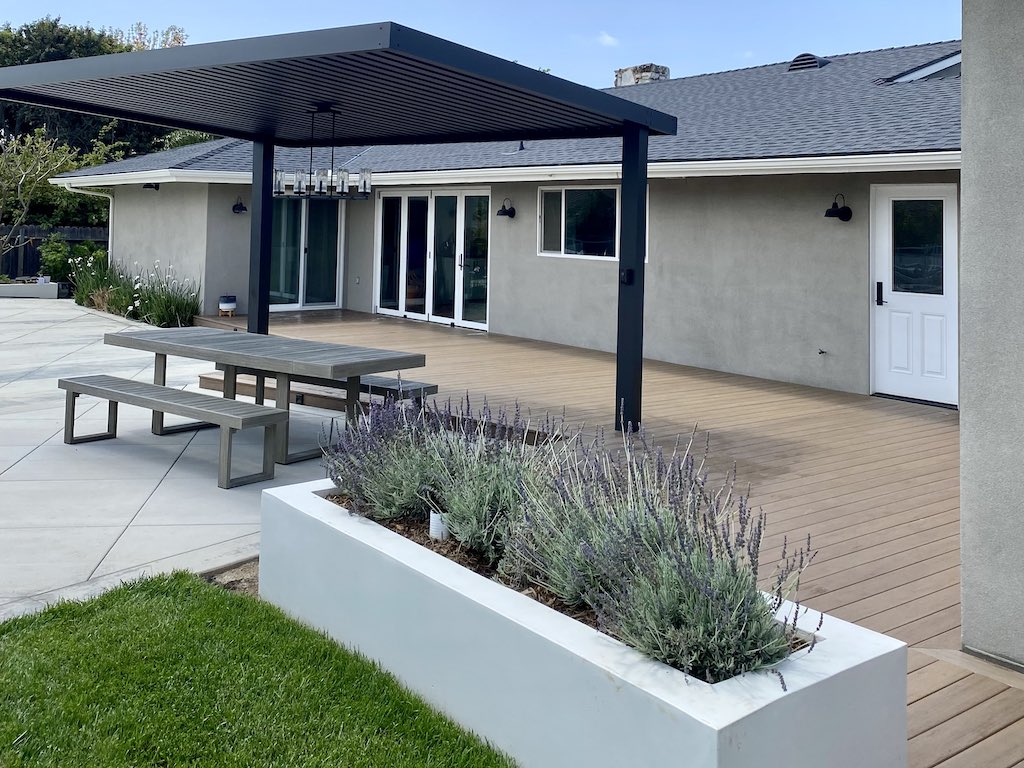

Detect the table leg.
[
  {"left": 274, "top": 372, "right": 291, "bottom": 463},
  {"left": 345, "top": 375, "right": 361, "bottom": 427},
  {"left": 150, "top": 351, "right": 216, "bottom": 436},
  {"left": 273, "top": 371, "right": 327, "bottom": 464},
  {"left": 223, "top": 364, "right": 237, "bottom": 400},
  {"left": 151, "top": 352, "right": 167, "bottom": 434}
]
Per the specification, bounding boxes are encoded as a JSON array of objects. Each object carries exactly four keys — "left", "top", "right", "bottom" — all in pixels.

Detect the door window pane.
[
  {"left": 462, "top": 195, "right": 489, "bottom": 324},
  {"left": 893, "top": 199, "right": 943, "bottom": 295},
  {"left": 541, "top": 190, "right": 562, "bottom": 252},
  {"left": 432, "top": 196, "right": 457, "bottom": 320},
  {"left": 379, "top": 197, "right": 401, "bottom": 310},
  {"left": 564, "top": 189, "right": 616, "bottom": 257},
  {"left": 405, "top": 197, "right": 428, "bottom": 315},
  {"left": 304, "top": 200, "right": 338, "bottom": 305},
  {"left": 270, "top": 199, "right": 301, "bottom": 305}
]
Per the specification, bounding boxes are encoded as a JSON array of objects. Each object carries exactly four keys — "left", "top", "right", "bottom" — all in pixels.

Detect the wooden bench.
[
  {"left": 198, "top": 368, "right": 439, "bottom": 412},
  {"left": 58, "top": 375, "right": 288, "bottom": 489}
]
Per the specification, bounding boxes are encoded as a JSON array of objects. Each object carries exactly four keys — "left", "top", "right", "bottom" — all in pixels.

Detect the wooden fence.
[{"left": 0, "top": 226, "right": 109, "bottom": 280}]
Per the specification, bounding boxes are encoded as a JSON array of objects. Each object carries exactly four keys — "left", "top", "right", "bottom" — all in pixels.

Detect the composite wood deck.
[{"left": 202, "top": 309, "right": 1024, "bottom": 766}]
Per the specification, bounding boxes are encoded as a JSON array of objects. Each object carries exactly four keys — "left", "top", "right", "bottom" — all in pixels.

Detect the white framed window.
[{"left": 538, "top": 186, "right": 620, "bottom": 259}]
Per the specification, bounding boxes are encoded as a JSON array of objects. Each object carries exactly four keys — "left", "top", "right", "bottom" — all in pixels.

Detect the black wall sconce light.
[
  {"left": 824, "top": 193, "right": 852, "bottom": 222},
  {"left": 231, "top": 196, "right": 248, "bottom": 214},
  {"left": 496, "top": 198, "right": 516, "bottom": 218},
  {"left": 142, "top": 182, "right": 160, "bottom": 191}
]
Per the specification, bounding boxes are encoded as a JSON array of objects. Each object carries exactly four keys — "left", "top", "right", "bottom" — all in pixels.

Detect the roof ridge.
[{"left": 604, "top": 39, "right": 962, "bottom": 92}]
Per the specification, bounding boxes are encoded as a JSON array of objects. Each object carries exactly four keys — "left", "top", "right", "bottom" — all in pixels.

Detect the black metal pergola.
[{"left": 0, "top": 22, "right": 676, "bottom": 429}]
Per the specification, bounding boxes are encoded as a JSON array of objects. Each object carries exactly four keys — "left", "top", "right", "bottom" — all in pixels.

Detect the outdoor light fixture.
[
  {"left": 271, "top": 108, "right": 371, "bottom": 200},
  {"left": 496, "top": 198, "right": 516, "bottom": 218},
  {"left": 231, "top": 197, "right": 248, "bottom": 214},
  {"left": 824, "top": 194, "right": 853, "bottom": 222},
  {"left": 142, "top": 183, "right": 160, "bottom": 191}
]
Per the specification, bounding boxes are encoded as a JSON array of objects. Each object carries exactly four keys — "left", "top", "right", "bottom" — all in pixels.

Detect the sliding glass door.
[
  {"left": 377, "top": 189, "right": 489, "bottom": 330},
  {"left": 270, "top": 198, "right": 344, "bottom": 310}
]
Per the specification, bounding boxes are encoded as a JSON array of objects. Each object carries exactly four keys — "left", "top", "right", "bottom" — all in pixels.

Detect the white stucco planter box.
[
  {"left": 0, "top": 282, "right": 59, "bottom": 299},
  {"left": 261, "top": 479, "right": 907, "bottom": 768}
]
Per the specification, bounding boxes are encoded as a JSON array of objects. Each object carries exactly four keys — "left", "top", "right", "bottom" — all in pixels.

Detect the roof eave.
[{"left": 51, "top": 150, "right": 962, "bottom": 189}]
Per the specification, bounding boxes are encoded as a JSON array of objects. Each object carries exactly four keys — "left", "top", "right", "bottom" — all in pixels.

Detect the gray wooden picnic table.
[{"left": 103, "top": 327, "right": 425, "bottom": 463}]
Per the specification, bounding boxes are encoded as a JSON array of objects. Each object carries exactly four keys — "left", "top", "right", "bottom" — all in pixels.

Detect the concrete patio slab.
[
  {"left": 0, "top": 299, "right": 327, "bottom": 615},
  {"left": 92, "top": 523, "right": 260, "bottom": 577}
]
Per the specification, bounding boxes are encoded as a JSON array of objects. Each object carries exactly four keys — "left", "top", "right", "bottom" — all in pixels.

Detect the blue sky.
[{"left": 4, "top": 1, "right": 962, "bottom": 88}]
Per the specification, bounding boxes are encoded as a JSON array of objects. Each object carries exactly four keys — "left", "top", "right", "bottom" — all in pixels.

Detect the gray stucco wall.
[
  {"left": 344, "top": 198, "right": 375, "bottom": 312},
  {"left": 960, "top": 0, "right": 1024, "bottom": 667},
  {"left": 489, "top": 182, "right": 619, "bottom": 351},
  {"left": 487, "top": 171, "right": 957, "bottom": 393},
  {"left": 205, "top": 184, "right": 252, "bottom": 316},
  {"left": 111, "top": 183, "right": 209, "bottom": 306}
]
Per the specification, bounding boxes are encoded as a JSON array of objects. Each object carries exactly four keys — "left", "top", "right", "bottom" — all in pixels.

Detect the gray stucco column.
[
  {"left": 614, "top": 122, "right": 650, "bottom": 430},
  {"left": 247, "top": 139, "right": 274, "bottom": 335},
  {"left": 960, "top": 0, "right": 1024, "bottom": 667}
]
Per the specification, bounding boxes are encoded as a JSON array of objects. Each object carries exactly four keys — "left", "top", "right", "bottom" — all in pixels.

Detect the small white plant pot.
[{"left": 428, "top": 511, "right": 450, "bottom": 541}]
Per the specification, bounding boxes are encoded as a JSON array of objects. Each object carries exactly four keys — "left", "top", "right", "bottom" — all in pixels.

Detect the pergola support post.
[
  {"left": 247, "top": 139, "right": 274, "bottom": 335},
  {"left": 614, "top": 121, "right": 649, "bottom": 431}
]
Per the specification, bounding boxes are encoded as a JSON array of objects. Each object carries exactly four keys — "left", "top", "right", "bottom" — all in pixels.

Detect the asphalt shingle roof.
[{"left": 59, "top": 40, "right": 961, "bottom": 180}]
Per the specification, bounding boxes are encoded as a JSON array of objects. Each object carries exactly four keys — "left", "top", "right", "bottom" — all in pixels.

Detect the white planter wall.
[
  {"left": 0, "top": 283, "right": 59, "bottom": 299},
  {"left": 261, "top": 479, "right": 908, "bottom": 768}
]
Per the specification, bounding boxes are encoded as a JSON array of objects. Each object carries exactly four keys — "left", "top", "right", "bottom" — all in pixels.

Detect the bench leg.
[
  {"left": 218, "top": 423, "right": 279, "bottom": 489},
  {"left": 64, "top": 391, "right": 118, "bottom": 444},
  {"left": 152, "top": 352, "right": 216, "bottom": 436}
]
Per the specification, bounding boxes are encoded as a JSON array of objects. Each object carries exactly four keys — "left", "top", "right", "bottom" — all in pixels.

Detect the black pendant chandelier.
[{"left": 273, "top": 107, "right": 372, "bottom": 200}]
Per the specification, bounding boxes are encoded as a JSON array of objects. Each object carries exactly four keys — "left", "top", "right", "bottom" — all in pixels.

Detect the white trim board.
[{"left": 52, "top": 151, "right": 962, "bottom": 190}]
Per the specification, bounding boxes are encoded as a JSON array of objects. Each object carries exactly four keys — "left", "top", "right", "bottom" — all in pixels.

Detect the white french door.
[
  {"left": 375, "top": 189, "right": 490, "bottom": 330},
  {"left": 269, "top": 197, "right": 345, "bottom": 311},
  {"left": 871, "top": 184, "right": 958, "bottom": 405}
]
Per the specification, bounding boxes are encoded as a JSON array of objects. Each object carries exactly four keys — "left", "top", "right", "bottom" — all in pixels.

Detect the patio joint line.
[{"left": 85, "top": 429, "right": 201, "bottom": 580}]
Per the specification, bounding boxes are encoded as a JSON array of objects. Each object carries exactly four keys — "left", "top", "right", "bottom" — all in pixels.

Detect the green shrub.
[
  {"left": 38, "top": 233, "right": 72, "bottom": 284},
  {"left": 41, "top": 235, "right": 107, "bottom": 286}
]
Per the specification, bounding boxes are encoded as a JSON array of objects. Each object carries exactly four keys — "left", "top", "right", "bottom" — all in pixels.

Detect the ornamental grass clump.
[{"left": 70, "top": 256, "right": 200, "bottom": 327}]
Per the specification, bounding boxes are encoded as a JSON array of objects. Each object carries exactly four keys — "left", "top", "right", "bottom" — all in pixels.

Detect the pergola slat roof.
[
  {"left": 0, "top": 21, "right": 672, "bottom": 429},
  {"left": 0, "top": 22, "right": 676, "bottom": 146}
]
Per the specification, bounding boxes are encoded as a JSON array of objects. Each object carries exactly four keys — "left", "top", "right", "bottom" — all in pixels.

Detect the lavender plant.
[
  {"left": 323, "top": 399, "right": 441, "bottom": 520},
  {"left": 324, "top": 393, "right": 815, "bottom": 686},
  {"left": 422, "top": 401, "right": 553, "bottom": 565},
  {"left": 506, "top": 428, "right": 815, "bottom": 684}
]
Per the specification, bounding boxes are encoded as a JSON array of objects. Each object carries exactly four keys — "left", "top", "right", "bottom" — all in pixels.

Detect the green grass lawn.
[{"left": 0, "top": 573, "right": 513, "bottom": 767}]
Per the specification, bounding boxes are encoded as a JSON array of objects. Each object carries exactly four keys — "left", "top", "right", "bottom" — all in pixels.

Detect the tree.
[
  {"left": 0, "top": 18, "right": 188, "bottom": 155},
  {"left": 106, "top": 22, "right": 187, "bottom": 51},
  {"left": 0, "top": 129, "right": 77, "bottom": 257}
]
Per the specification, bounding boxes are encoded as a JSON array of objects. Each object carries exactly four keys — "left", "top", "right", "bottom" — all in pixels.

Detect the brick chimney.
[{"left": 614, "top": 63, "right": 670, "bottom": 87}]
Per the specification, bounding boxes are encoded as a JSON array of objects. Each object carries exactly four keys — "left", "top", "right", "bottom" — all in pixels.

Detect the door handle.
[
  {"left": 458, "top": 254, "right": 463, "bottom": 269},
  {"left": 875, "top": 282, "right": 887, "bottom": 306}
]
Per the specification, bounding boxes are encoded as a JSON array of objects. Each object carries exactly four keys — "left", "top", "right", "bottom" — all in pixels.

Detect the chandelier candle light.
[{"left": 273, "top": 108, "right": 372, "bottom": 200}]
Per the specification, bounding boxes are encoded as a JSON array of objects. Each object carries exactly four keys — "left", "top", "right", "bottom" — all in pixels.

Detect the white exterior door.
[{"left": 871, "top": 184, "right": 958, "bottom": 405}]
